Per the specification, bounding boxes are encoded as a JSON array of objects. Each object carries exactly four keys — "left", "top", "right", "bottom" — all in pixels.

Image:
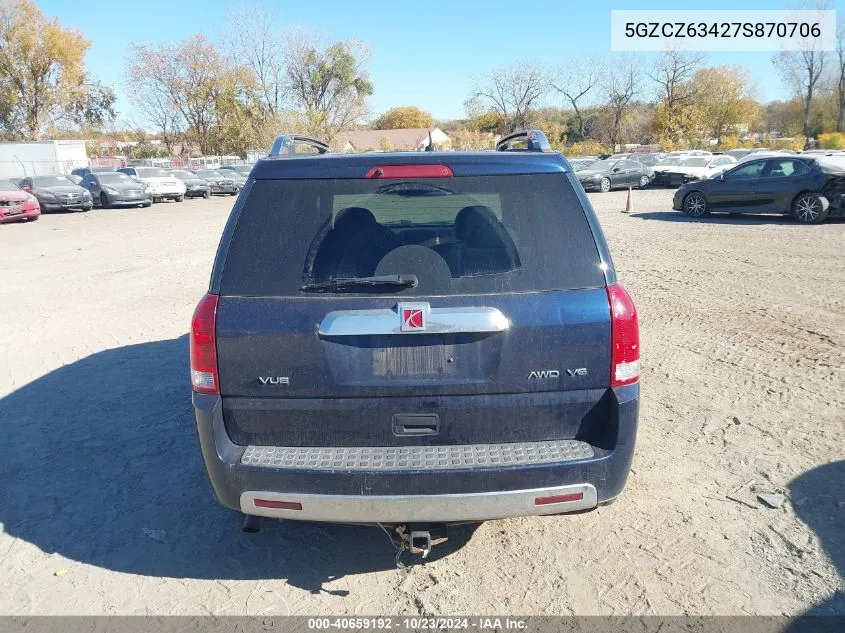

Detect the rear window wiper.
[{"left": 300, "top": 274, "right": 418, "bottom": 293}]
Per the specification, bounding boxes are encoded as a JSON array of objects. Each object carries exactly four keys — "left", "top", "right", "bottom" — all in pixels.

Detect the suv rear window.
[{"left": 219, "top": 173, "right": 603, "bottom": 296}]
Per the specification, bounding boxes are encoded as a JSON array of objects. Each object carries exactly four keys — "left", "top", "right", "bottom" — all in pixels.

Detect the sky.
[{"left": 36, "top": 0, "right": 837, "bottom": 127}]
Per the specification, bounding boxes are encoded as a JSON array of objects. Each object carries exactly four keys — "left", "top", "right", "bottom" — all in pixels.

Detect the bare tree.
[
  {"left": 550, "top": 57, "right": 602, "bottom": 141},
  {"left": 648, "top": 49, "right": 705, "bottom": 104},
  {"left": 647, "top": 49, "right": 705, "bottom": 142},
  {"left": 773, "top": 1, "right": 831, "bottom": 138},
  {"left": 602, "top": 57, "right": 642, "bottom": 149},
  {"left": 471, "top": 62, "right": 549, "bottom": 133},
  {"left": 284, "top": 30, "right": 373, "bottom": 141},
  {"left": 126, "top": 35, "right": 259, "bottom": 154},
  {"left": 226, "top": 1, "right": 287, "bottom": 117}
]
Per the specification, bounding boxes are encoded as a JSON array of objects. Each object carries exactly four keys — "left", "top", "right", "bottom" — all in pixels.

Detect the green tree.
[
  {"left": 285, "top": 32, "right": 374, "bottom": 140},
  {"left": 374, "top": 106, "right": 433, "bottom": 129},
  {"left": 692, "top": 66, "right": 759, "bottom": 142},
  {"left": 0, "top": 0, "right": 115, "bottom": 139}
]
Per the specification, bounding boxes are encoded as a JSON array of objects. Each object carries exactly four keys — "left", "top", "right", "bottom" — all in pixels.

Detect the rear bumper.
[
  {"left": 192, "top": 384, "right": 638, "bottom": 523},
  {"left": 241, "top": 484, "right": 597, "bottom": 523}
]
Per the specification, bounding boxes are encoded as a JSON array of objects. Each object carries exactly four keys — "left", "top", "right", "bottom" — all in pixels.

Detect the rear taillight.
[
  {"left": 607, "top": 284, "right": 640, "bottom": 387},
  {"left": 366, "top": 164, "right": 453, "bottom": 178},
  {"left": 190, "top": 293, "right": 219, "bottom": 394}
]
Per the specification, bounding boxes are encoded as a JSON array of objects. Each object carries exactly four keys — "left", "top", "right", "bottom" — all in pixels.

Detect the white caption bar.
[{"left": 611, "top": 10, "right": 836, "bottom": 52}]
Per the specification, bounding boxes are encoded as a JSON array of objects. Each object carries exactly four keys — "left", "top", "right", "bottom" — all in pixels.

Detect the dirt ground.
[{"left": 0, "top": 190, "right": 842, "bottom": 616}]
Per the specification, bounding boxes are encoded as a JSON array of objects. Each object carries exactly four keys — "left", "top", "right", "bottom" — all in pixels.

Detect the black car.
[
  {"left": 18, "top": 175, "right": 93, "bottom": 212},
  {"left": 194, "top": 169, "right": 239, "bottom": 195},
  {"left": 576, "top": 158, "right": 653, "bottom": 192},
  {"left": 71, "top": 166, "right": 118, "bottom": 178},
  {"left": 190, "top": 130, "right": 640, "bottom": 545},
  {"left": 80, "top": 171, "right": 152, "bottom": 208},
  {"left": 170, "top": 170, "right": 211, "bottom": 198},
  {"left": 673, "top": 156, "right": 845, "bottom": 224}
]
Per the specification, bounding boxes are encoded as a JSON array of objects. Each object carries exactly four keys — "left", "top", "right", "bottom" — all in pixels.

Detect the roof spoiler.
[
  {"left": 268, "top": 134, "right": 331, "bottom": 156},
  {"left": 495, "top": 129, "right": 553, "bottom": 153}
]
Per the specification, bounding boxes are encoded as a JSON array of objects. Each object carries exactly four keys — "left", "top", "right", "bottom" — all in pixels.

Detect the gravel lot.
[{"left": 0, "top": 189, "right": 842, "bottom": 616}]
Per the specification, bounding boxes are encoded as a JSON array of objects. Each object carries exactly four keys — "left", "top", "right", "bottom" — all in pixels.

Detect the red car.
[{"left": 0, "top": 179, "right": 40, "bottom": 224}]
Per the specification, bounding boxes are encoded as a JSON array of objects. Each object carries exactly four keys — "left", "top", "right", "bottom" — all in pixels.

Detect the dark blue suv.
[{"left": 190, "top": 131, "right": 640, "bottom": 550}]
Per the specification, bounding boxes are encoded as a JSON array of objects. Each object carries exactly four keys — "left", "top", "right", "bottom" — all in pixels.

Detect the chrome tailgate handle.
[{"left": 318, "top": 306, "right": 509, "bottom": 336}]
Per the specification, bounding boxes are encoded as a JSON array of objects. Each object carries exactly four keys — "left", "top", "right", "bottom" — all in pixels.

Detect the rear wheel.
[
  {"left": 599, "top": 177, "right": 611, "bottom": 193},
  {"left": 176, "top": 194, "right": 184, "bottom": 202},
  {"left": 99, "top": 192, "right": 111, "bottom": 209},
  {"left": 683, "top": 192, "right": 708, "bottom": 217},
  {"left": 638, "top": 175, "right": 649, "bottom": 189},
  {"left": 791, "top": 193, "right": 828, "bottom": 224}
]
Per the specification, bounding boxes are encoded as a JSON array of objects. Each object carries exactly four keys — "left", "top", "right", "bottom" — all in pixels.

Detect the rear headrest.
[
  {"left": 333, "top": 206, "right": 376, "bottom": 230},
  {"left": 455, "top": 205, "right": 506, "bottom": 247}
]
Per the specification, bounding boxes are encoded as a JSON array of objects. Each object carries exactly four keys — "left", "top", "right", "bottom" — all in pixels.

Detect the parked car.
[
  {"left": 194, "top": 169, "right": 239, "bottom": 196},
  {"left": 80, "top": 171, "right": 152, "bottom": 208},
  {"left": 190, "top": 130, "right": 640, "bottom": 541},
  {"left": 576, "top": 157, "right": 653, "bottom": 192},
  {"left": 737, "top": 150, "right": 797, "bottom": 163},
  {"left": 673, "top": 156, "right": 845, "bottom": 223},
  {"left": 0, "top": 179, "right": 40, "bottom": 223},
  {"left": 653, "top": 155, "right": 737, "bottom": 187},
  {"left": 117, "top": 166, "right": 186, "bottom": 202},
  {"left": 170, "top": 170, "right": 212, "bottom": 198},
  {"left": 18, "top": 175, "right": 92, "bottom": 212},
  {"left": 567, "top": 157, "right": 597, "bottom": 172},
  {"left": 71, "top": 166, "right": 118, "bottom": 178},
  {"left": 218, "top": 164, "right": 251, "bottom": 186},
  {"left": 612, "top": 153, "right": 660, "bottom": 167}
]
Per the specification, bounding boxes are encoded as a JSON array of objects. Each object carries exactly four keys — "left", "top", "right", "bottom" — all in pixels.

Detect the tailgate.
[{"left": 215, "top": 289, "right": 612, "bottom": 446}]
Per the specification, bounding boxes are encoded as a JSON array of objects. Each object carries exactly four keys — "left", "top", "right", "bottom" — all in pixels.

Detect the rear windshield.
[
  {"left": 219, "top": 174, "right": 603, "bottom": 296},
  {"left": 99, "top": 173, "right": 136, "bottom": 184}
]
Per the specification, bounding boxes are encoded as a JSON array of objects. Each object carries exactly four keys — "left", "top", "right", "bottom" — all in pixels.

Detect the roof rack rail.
[
  {"left": 495, "top": 129, "right": 553, "bottom": 153},
  {"left": 268, "top": 134, "right": 331, "bottom": 156}
]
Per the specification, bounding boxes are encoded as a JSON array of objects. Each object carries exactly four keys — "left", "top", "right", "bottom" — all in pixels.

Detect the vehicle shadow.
[
  {"left": 630, "top": 211, "right": 845, "bottom": 225},
  {"left": 0, "top": 336, "right": 477, "bottom": 591},
  {"left": 787, "top": 461, "right": 845, "bottom": 618}
]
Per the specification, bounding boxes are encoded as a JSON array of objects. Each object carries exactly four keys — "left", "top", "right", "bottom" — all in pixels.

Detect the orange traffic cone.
[{"left": 623, "top": 187, "right": 633, "bottom": 214}]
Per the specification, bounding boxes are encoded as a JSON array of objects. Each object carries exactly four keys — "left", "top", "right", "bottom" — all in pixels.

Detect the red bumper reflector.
[
  {"left": 534, "top": 492, "right": 584, "bottom": 506},
  {"left": 254, "top": 499, "right": 302, "bottom": 510},
  {"left": 366, "top": 164, "right": 453, "bottom": 178}
]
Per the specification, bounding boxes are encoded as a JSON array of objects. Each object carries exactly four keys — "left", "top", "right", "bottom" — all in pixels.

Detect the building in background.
[{"left": 0, "top": 141, "right": 89, "bottom": 180}]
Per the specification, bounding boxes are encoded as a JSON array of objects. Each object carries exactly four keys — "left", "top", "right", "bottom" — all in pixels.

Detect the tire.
[
  {"left": 142, "top": 202, "right": 152, "bottom": 208},
  {"left": 203, "top": 191, "right": 210, "bottom": 199},
  {"left": 599, "top": 177, "right": 611, "bottom": 193},
  {"left": 100, "top": 192, "right": 111, "bottom": 209},
  {"left": 229, "top": 191, "right": 237, "bottom": 196},
  {"left": 791, "top": 192, "right": 829, "bottom": 224},
  {"left": 683, "top": 192, "right": 708, "bottom": 217},
  {"left": 81, "top": 205, "right": 92, "bottom": 212},
  {"left": 176, "top": 195, "right": 184, "bottom": 202},
  {"left": 638, "top": 175, "right": 650, "bottom": 189}
]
